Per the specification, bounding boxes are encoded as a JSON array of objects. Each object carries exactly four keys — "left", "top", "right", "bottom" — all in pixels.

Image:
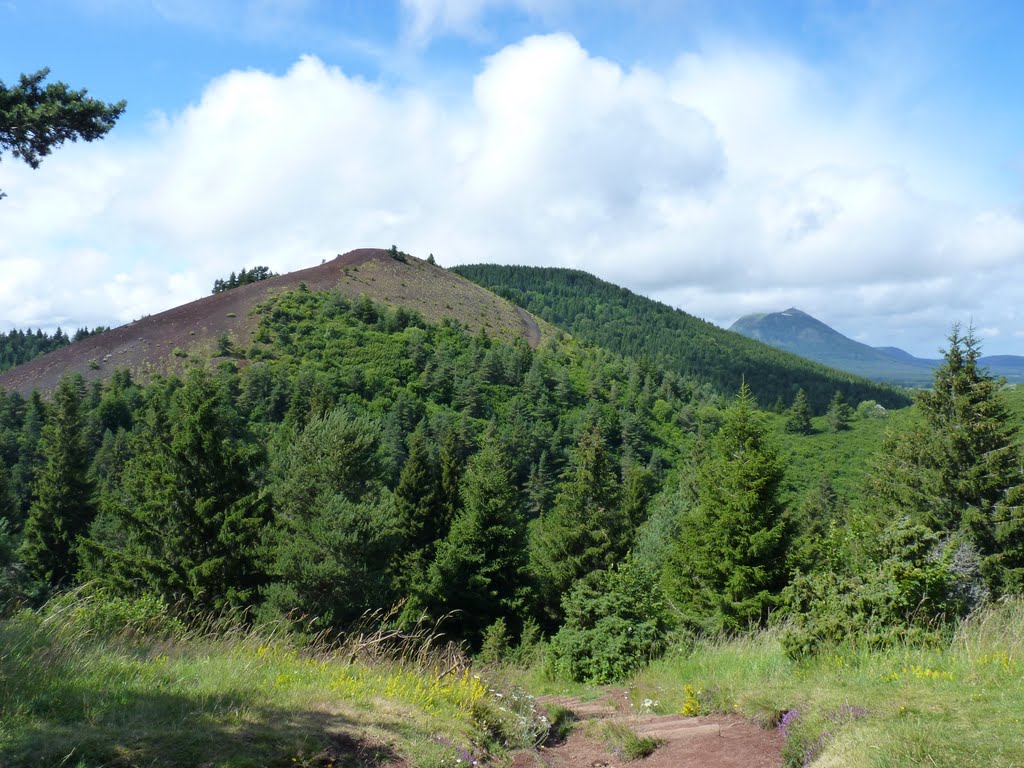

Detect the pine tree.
[
  {"left": 439, "top": 413, "right": 473, "bottom": 521},
  {"left": 263, "top": 407, "right": 397, "bottom": 628},
  {"left": 420, "top": 436, "right": 528, "bottom": 646},
  {"left": 874, "top": 326, "right": 1024, "bottom": 594},
  {"left": 524, "top": 451, "right": 554, "bottom": 519},
  {"left": 663, "top": 382, "right": 789, "bottom": 632},
  {"left": 0, "top": 461, "right": 17, "bottom": 529},
  {"left": 785, "top": 388, "right": 812, "bottom": 435},
  {"left": 380, "top": 389, "right": 423, "bottom": 485},
  {"left": 1, "top": 68, "right": 125, "bottom": 200},
  {"left": 620, "top": 457, "right": 654, "bottom": 529},
  {"left": 825, "top": 390, "right": 853, "bottom": 433},
  {"left": 393, "top": 421, "right": 446, "bottom": 590},
  {"left": 19, "top": 374, "right": 95, "bottom": 586},
  {"left": 11, "top": 390, "right": 45, "bottom": 523},
  {"left": 530, "top": 423, "right": 628, "bottom": 622},
  {"left": 85, "top": 370, "right": 268, "bottom": 609}
]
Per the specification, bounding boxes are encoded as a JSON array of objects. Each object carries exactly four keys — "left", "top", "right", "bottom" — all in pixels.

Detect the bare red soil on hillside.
[{"left": 0, "top": 248, "right": 542, "bottom": 396}]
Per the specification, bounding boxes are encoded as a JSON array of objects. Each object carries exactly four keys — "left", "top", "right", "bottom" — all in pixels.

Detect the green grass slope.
[
  {"left": 0, "top": 591, "right": 544, "bottom": 768},
  {"left": 628, "top": 599, "right": 1024, "bottom": 768},
  {"left": 454, "top": 265, "right": 911, "bottom": 414}
]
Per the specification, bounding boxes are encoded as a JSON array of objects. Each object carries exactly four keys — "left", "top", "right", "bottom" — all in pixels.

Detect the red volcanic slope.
[{"left": 0, "top": 248, "right": 542, "bottom": 397}]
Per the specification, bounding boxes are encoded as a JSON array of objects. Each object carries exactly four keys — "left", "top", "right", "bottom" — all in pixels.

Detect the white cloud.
[{"left": 2, "top": 34, "right": 1023, "bottom": 356}]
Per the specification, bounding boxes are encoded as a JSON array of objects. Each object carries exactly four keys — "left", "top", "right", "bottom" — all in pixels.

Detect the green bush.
[
  {"left": 43, "top": 587, "right": 185, "bottom": 642},
  {"left": 782, "top": 517, "right": 968, "bottom": 657},
  {"left": 478, "top": 617, "right": 510, "bottom": 664},
  {"left": 548, "top": 559, "right": 671, "bottom": 684},
  {"left": 0, "top": 519, "right": 44, "bottom": 613}
]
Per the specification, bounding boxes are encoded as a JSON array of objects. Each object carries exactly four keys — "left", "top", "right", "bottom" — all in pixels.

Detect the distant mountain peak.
[{"left": 729, "top": 308, "right": 1024, "bottom": 386}]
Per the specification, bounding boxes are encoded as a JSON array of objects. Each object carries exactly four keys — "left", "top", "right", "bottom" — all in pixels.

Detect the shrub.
[
  {"left": 782, "top": 517, "right": 969, "bottom": 657},
  {"left": 43, "top": 587, "right": 185, "bottom": 642},
  {"left": 548, "top": 559, "right": 671, "bottom": 684},
  {"left": 478, "top": 617, "right": 510, "bottom": 665}
]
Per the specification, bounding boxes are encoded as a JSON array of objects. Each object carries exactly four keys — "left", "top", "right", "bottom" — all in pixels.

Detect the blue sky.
[{"left": 2, "top": 0, "right": 1024, "bottom": 356}]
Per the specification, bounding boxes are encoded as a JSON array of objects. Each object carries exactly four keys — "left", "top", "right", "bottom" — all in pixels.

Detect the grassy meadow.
[
  {"left": 626, "top": 599, "right": 1024, "bottom": 767},
  {"left": 0, "top": 591, "right": 544, "bottom": 768}
]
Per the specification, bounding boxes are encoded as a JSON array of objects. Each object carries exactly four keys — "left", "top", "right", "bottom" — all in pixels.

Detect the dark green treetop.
[
  {"left": 1, "top": 68, "right": 125, "bottom": 198},
  {"left": 83, "top": 370, "right": 268, "bottom": 610},
  {"left": 785, "top": 388, "right": 813, "bottom": 434},
  {"left": 530, "top": 422, "right": 629, "bottom": 623},
  {"left": 262, "top": 407, "right": 398, "bottom": 629},
  {"left": 19, "top": 374, "right": 94, "bottom": 586},
  {"left": 874, "top": 325, "right": 1024, "bottom": 594},
  {"left": 419, "top": 434, "right": 529, "bottom": 646},
  {"left": 663, "top": 382, "right": 789, "bottom": 632}
]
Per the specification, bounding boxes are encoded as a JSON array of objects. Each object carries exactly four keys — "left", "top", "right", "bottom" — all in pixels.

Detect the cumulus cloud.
[{"left": 1, "top": 33, "right": 1023, "bottom": 355}]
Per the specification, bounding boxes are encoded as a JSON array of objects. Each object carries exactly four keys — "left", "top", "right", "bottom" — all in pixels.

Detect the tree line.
[
  {"left": 211, "top": 265, "right": 276, "bottom": 294},
  {"left": 0, "top": 326, "right": 107, "bottom": 373},
  {"left": 453, "top": 264, "right": 911, "bottom": 414},
  {"left": 1, "top": 287, "right": 1020, "bottom": 683}
]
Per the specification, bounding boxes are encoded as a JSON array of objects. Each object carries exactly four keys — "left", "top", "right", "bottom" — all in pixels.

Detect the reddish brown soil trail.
[
  {"left": 511, "top": 694, "right": 784, "bottom": 768},
  {"left": 515, "top": 306, "right": 542, "bottom": 348}
]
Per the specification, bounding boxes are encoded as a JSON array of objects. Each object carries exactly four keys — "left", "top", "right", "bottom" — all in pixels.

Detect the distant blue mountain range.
[{"left": 729, "top": 308, "right": 1024, "bottom": 387}]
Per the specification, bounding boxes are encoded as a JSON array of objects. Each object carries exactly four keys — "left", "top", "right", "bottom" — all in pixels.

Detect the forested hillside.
[
  {"left": 0, "top": 248, "right": 543, "bottom": 397},
  {"left": 0, "top": 287, "right": 697, "bottom": 643},
  {"left": 3, "top": 283, "right": 1024, "bottom": 766},
  {"left": 0, "top": 327, "right": 106, "bottom": 373},
  {"left": 454, "top": 264, "right": 910, "bottom": 414}
]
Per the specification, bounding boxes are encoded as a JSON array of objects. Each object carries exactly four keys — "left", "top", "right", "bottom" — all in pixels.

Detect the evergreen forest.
[
  {"left": 210, "top": 265, "right": 276, "bottom": 294},
  {"left": 0, "top": 326, "right": 106, "bottom": 373},
  {"left": 2, "top": 282, "right": 1024, "bottom": 767},
  {"left": 454, "top": 264, "right": 911, "bottom": 414}
]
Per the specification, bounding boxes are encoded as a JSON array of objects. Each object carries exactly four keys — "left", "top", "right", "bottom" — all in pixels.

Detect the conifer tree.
[
  {"left": 0, "top": 392, "right": 26, "bottom": 468},
  {"left": 263, "top": 407, "right": 397, "bottom": 628},
  {"left": 89, "top": 428, "right": 132, "bottom": 500},
  {"left": 380, "top": 389, "right": 423, "bottom": 485},
  {"left": 663, "top": 382, "right": 789, "bottom": 632},
  {"left": 524, "top": 451, "right": 554, "bottom": 519},
  {"left": 825, "top": 390, "right": 853, "bottom": 433},
  {"left": 0, "top": 461, "right": 17, "bottom": 529},
  {"left": 1, "top": 68, "right": 125, "bottom": 199},
  {"left": 420, "top": 435, "right": 528, "bottom": 645},
  {"left": 11, "top": 390, "right": 45, "bottom": 522},
  {"left": 86, "top": 370, "right": 268, "bottom": 608},
  {"left": 875, "top": 326, "right": 1024, "bottom": 593},
  {"left": 393, "top": 421, "right": 446, "bottom": 590},
  {"left": 20, "top": 374, "right": 94, "bottom": 586},
  {"left": 785, "top": 388, "right": 812, "bottom": 434},
  {"left": 620, "top": 457, "right": 655, "bottom": 529},
  {"left": 439, "top": 413, "right": 473, "bottom": 521},
  {"left": 530, "top": 423, "right": 628, "bottom": 622}
]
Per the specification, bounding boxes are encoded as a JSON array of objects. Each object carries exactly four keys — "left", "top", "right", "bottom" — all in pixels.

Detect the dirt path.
[
  {"left": 515, "top": 306, "right": 542, "bottom": 348},
  {"left": 511, "top": 693, "right": 784, "bottom": 768}
]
